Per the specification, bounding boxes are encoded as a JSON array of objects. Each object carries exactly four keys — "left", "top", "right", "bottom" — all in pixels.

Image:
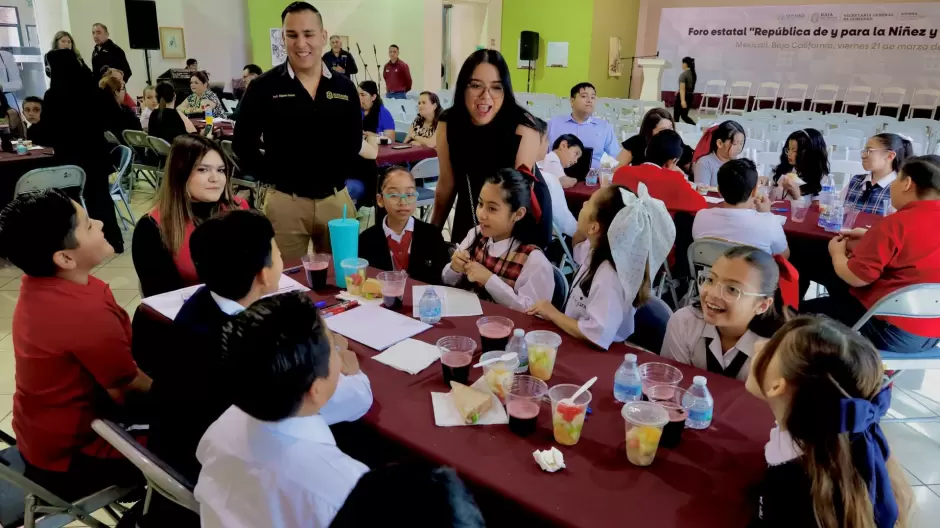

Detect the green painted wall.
[
  {"left": 500, "top": 0, "right": 594, "bottom": 97},
  {"left": 588, "top": 0, "right": 640, "bottom": 98},
  {"left": 246, "top": 0, "right": 282, "bottom": 70}
]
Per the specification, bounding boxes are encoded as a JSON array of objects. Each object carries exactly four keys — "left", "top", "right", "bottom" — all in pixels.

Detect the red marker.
[{"left": 321, "top": 300, "right": 360, "bottom": 318}]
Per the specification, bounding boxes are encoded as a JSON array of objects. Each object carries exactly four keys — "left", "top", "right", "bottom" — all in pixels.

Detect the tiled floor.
[{"left": 1, "top": 187, "right": 940, "bottom": 526}]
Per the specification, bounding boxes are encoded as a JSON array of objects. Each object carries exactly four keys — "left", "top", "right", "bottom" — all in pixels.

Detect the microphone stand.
[
  {"left": 356, "top": 43, "right": 372, "bottom": 82},
  {"left": 622, "top": 52, "right": 660, "bottom": 99},
  {"left": 373, "top": 44, "right": 383, "bottom": 94}
]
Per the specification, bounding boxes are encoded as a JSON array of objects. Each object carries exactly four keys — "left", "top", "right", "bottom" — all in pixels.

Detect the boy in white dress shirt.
[
  {"left": 536, "top": 129, "right": 583, "bottom": 237},
  {"left": 195, "top": 292, "right": 368, "bottom": 528}
]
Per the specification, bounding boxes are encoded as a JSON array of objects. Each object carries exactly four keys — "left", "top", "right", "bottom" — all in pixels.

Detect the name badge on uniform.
[
  {"left": 273, "top": 93, "right": 296, "bottom": 99},
  {"left": 326, "top": 91, "right": 349, "bottom": 101}
]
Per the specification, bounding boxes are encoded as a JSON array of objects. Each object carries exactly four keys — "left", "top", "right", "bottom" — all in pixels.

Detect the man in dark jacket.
[{"left": 91, "top": 23, "right": 132, "bottom": 82}]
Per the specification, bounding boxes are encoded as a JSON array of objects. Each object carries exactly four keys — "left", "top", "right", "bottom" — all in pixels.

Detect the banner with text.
[{"left": 658, "top": 3, "right": 940, "bottom": 101}]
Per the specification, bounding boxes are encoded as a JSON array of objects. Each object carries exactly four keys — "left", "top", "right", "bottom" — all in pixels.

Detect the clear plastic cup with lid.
[{"left": 622, "top": 401, "right": 670, "bottom": 466}]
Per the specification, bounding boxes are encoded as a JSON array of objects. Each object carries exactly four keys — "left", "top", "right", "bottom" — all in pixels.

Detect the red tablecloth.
[
  {"left": 377, "top": 143, "right": 436, "bottom": 166},
  {"left": 564, "top": 182, "right": 882, "bottom": 242},
  {"left": 0, "top": 147, "right": 58, "bottom": 209},
  {"left": 192, "top": 119, "right": 234, "bottom": 139},
  {"left": 137, "top": 268, "right": 773, "bottom": 527}
]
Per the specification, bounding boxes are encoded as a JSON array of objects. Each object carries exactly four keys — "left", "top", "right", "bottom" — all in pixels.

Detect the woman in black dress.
[
  {"left": 43, "top": 49, "right": 124, "bottom": 252},
  {"left": 430, "top": 49, "right": 552, "bottom": 248}
]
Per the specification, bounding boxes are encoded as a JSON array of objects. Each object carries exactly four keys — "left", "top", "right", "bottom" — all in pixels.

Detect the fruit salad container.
[
  {"left": 622, "top": 401, "right": 669, "bottom": 467},
  {"left": 525, "top": 330, "right": 562, "bottom": 381},
  {"left": 480, "top": 351, "right": 520, "bottom": 401},
  {"left": 340, "top": 258, "right": 369, "bottom": 296},
  {"left": 549, "top": 383, "right": 592, "bottom": 446}
]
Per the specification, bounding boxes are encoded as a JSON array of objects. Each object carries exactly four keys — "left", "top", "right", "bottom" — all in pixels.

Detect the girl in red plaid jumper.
[{"left": 442, "top": 169, "right": 554, "bottom": 312}]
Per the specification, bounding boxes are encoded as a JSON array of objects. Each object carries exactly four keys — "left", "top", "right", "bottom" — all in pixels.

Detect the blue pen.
[
  {"left": 771, "top": 208, "right": 788, "bottom": 213},
  {"left": 315, "top": 301, "right": 327, "bottom": 309}
]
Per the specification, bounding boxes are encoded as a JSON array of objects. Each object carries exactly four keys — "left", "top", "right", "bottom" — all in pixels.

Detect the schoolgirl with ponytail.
[
  {"left": 661, "top": 245, "right": 792, "bottom": 381},
  {"left": 842, "top": 133, "right": 914, "bottom": 214},
  {"left": 442, "top": 168, "right": 554, "bottom": 312}
]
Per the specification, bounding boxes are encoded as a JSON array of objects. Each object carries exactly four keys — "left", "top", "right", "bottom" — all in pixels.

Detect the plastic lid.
[
  {"left": 621, "top": 401, "right": 669, "bottom": 428},
  {"left": 693, "top": 375, "right": 707, "bottom": 386},
  {"left": 513, "top": 328, "right": 525, "bottom": 337},
  {"left": 625, "top": 353, "right": 637, "bottom": 363}
]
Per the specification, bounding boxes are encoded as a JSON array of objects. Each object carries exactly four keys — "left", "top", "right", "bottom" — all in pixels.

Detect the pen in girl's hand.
[{"left": 284, "top": 265, "right": 303, "bottom": 274}]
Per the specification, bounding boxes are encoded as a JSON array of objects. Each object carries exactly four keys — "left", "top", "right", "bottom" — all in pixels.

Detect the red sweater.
[
  {"left": 613, "top": 163, "right": 707, "bottom": 214},
  {"left": 383, "top": 60, "right": 412, "bottom": 93}
]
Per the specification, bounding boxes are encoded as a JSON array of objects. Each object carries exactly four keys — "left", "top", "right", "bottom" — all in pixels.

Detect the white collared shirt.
[
  {"left": 441, "top": 227, "right": 554, "bottom": 312},
  {"left": 661, "top": 306, "right": 761, "bottom": 381},
  {"left": 564, "top": 242, "right": 635, "bottom": 349},
  {"left": 765, "top": 425, "right": 802, "bottom": 466},
  {"left": 692, "top": 207, "right": 789, "bottom": 256},
  {"left": 195, "top": 406, "right": 367, "bottom": 528},
  {"left": 209, "top": 289, "right": 373, "bottom": 425},
  {"left": 537, "top": 152, "right": 579, "bottom": 237},
  {"left": 382, "top": 215, "right": 415, "bottom": 244}
]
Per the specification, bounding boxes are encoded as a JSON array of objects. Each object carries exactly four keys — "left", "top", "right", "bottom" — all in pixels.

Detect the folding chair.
[
  {"left": 551, "top": 224, "right": 576, "bottom": 276},
  {"left": 122, "top": 130, "right": 162, "bottom": 189},
  {"left": 756, "top": 151, "right": 780, "bottom": 176},
  {"left": 146, "top": 136, "right": 172, "bottom": 166},
  {"left": 875, "top": 87, "right": 906, "bottom": 119},
  {"left": 15, "top": 165, "right": 87, "bottom": 210},
  {"left": 907, "top": 88, "right": 940, "bottom": 120},
  {"left": 109, "top": 145, "right": 136, "bottom": 231},
  {"left": 411, "top": 157, "right": 440, "bottom": 222},
  {"left": 629, "top": 297, "right": 673, "bottom": 353},
  {"left": 698, "top": 80, "right": 727, "bottom": 115},
  {"left": 723, "top": 81, "right": 752, "bottom": 115},
  {"left": 550, "top": 265, "right": 569, "bottom": 311},
  {"left": 840, "top": 86, "right": 872, "bottom": 116},
  {"left": 91, "top": 420, "right": 199, "bottom": 516},
  {"left": 0, "top": 431, "right": 137, "bottom": 528},
  {"left": 103, "top": 131, "right": 120, "bottom": 147},
  {"left": 850, "top": 284, "right": 940, "bottom": 423},
  {"left": 683, "top": 238, "right": 740, "bottom": 306},
  {"left": 777, "top": 83, "right": 809, "bottom": 112},
  {"left": 829, "top": 160, "right": 865, "bottom": 182},
  {"left": 809, "top": 84, "right": 839, "bottom": 113},
  {"left": 220, "top": 140, "right": 261, "bottom": 208},
  {"left": 750, "top": 82, "right": 780, "bottom": 111}
]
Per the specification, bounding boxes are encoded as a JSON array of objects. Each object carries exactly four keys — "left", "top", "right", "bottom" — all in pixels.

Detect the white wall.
[
  {"left": 447, "top": 2, "right": 485, "bottom": 87},
  {"left": 32, "top": 0, "right": 247, "bottom": 96}
]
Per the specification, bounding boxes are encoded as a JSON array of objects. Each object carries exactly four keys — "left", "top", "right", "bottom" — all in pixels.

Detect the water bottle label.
[
  {"left": 688, "top": 408, "right": 712, "bottom": 423},
  {"left": 614, "top": 382, "right": 642, "bottom": 398}
]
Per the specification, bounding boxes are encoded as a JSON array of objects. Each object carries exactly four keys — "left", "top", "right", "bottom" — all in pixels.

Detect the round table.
[{"left": 376, "top": 143, "right": 436, "bottom": 167}]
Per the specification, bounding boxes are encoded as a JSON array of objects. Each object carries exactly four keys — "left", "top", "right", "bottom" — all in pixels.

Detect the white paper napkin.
[
  {"left": 703, "top": 196, "right": 724, "bottom": 204},
  {"left": 372, "top": 338, "right": 441, "bottom": 374},
  {"left": 599, "top": 152, "right": 620, "bottom": 169},
  {"left": 774, "top": 214, "right": 787, "bottom": 225},
  {"left": 431, "top": 377, "right": 509, "bottom": 427}
]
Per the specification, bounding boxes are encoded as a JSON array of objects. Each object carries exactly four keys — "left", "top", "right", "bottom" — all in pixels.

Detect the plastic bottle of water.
[
  {"left": 826, "top": 198, "right": 844, "bottom": 233},
  {"left": 613, "top": 353, "right": 643, "bottom": 403},
  {"left": 417, "top": 287, "right": 442, "bottom": 324},
  {"left": 683, "top": 376, "right": 714, "bottom": 430},
  {"left": 817, "top": 174, "right": 835, "bottom": 229},
  {"left": 506, "top": 329, "right": 529, "bottom": 374}
]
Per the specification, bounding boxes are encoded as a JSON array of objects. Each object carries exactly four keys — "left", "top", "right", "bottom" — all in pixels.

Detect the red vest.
[{"left": 149, "top": 197, "right": 248, "bottom": 286}]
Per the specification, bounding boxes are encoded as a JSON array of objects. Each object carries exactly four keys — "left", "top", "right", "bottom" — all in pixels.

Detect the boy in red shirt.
[
  {"left": 0, "top": 189, "right": 151, "bottom": 499},
  {"left": 804, "top": 155, "right": 940, "bottom": 353},
  {"left": 613, "top": 129, "right": 707, "bottom": 214}
]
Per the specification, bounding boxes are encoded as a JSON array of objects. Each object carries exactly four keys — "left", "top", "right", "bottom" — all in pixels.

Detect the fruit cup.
[
  {"left": 525, "top": 330, "right": 562, "bottom": 381},
  {"left": 622, "top": 401, "right": 669, "bottom": 467},
  {"left": 480, "top": 350, "right": 520, "bottom": 402},
  {"left": 340, "top": 258, "right": 369, "bottom": 296},
  {"left": 549, "top": 383, "right": 592, "bottom": 446},
  {"left": 638, "top": 362, "right": 683, "bottom": 400}
]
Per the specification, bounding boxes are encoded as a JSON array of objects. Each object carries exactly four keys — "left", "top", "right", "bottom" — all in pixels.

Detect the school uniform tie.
[
  {"left": 704, "top": 337, "right": 749, "bottom": 379},
  {"left": 387, "top": 231, "right": 413, "bottom": 272}
]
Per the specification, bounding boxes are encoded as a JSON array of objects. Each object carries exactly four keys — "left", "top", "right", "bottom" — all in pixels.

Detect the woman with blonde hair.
[
  {"left": 99, "top": 76, "right": 141, "bottom": 141},
  {"left": 132, "top": 135, "right": 248, "bottom": 297},
  {"left": 44, "top": 30, "right": 87, "bottom": 76}
]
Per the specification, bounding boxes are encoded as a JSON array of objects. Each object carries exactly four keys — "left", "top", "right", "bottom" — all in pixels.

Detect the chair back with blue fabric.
[
  {"left": 15, "top": 165, "right": 87, "bottom": 210},
  {"left": 91, "top": 420, "right": 199, "bottom": 515},
  {"left": 551, "top": 265, "right": 569, "bottom": 311},
  {"left": 629, "top": 297, "right": 673, "bottom": 353}
]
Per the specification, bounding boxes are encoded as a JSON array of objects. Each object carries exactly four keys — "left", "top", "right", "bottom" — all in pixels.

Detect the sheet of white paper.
[
  {"left": 431, "top": 377, "right": 509, "bottom": 427},
  {"left": 704, "top": 196, "right": 724, "bottom": 204},
  {"left": 546, "top": 41, "right": 569, "bottom": 67},
  {"left": 412, "top": 286, "right": 483, "bottom": 318},
  {"left": 372, "top": 338, "right": 440, "bottom": 374},
  {"left": 326, "top": 304, "right": 431, "bottom": 351},
  {"left": 774, "top": 214, "right": 787, "bottom": 225},
  {"left": 142, "top": 274, "right": 309, "bottom": 320}
]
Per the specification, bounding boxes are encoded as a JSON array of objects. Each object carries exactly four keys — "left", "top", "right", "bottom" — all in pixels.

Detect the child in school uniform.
[
  {"left": 745, "top": 316, "right": 911, "bottom": 527},
  {"left": 527, "top": 183, "right": 675, "bottom": 350},
  {"left": 661, "top": 246, "right": 789, "bottom": 381},
  {"left": 443, "top": 168, "right": 554, "bottom": 312},
  {"left": 842, "top": 133, "right": 913, "bottom": 215},
  {"left": 359, "top": 166, "right": 451, "bottom": 285}
]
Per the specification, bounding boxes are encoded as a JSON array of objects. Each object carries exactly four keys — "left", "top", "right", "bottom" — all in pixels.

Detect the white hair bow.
[{"left": 608, "top": 183, "right": 676, "bottom": 306}]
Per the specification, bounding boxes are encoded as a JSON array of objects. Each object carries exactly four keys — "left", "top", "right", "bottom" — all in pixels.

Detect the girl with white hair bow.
[{"left": 527, "top": 183, "right": 675, "bottom": 350}]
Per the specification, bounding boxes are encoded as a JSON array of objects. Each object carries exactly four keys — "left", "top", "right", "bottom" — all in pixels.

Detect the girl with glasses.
[
  {"left": 840, "top": 133, "right": 913, "bottom": 215},
  {"left": 771, "top": 128, "right": 830, "bottom": 199},
  {"left": 662, "top": 246, "right": 790, "bottom": 380},
  {"left": 359, "top": 166, "right": 450, "bottom": 285}
]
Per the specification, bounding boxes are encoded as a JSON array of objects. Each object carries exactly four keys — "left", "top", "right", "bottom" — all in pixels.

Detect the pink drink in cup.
[
  {"left": 507, "top": 375, "right": 547, "bottom": 436},
  {"left": 376, "top": 270, "right": 407, "bottom": 309},
  {"left": 638, "top": 362, "right": 683, "bottom": 400},
  {"left": 476, "top": 316, "right": 514, "bottom": 352},
  {"left": 791, "top": 197, "right": 810, "bottom": 223},
  {"left": 301, "top": 253, "right": 331, "bottom": 290},
  {"left": 437, "top": 336, "right": 477, "bottom": 386},
  {"left": 646, "top": 384, "right": 692, "bottom": 448}
]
